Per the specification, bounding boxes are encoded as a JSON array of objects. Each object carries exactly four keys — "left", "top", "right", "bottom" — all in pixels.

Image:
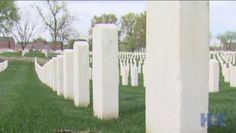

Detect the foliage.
[
  {"left": 67, "top": 39, "right": 76, "bottom": 49},
  {"left": 120, "top": 36, "right": 137, "bottom": 52},
  {"left": 88, "top": 12, "right": 146, "bottom": 52},
  {"left": 0, "top": 0, "right": 19, "bottom": 36},
  {"left": 217, "top": 31, "right": 236, "bottom": 50},
  {"left": 120, "top": 11, "right": 146, "bottom": 51},
  {"left": 133, "top": 11, "right": 146, "bottom": 49},
  {"left": 89, "top": 13, "right": 118, "bottom": 32},
  {"left": 88, "top": 13, "right": 118, "bottom": 46},
  {"left": 120, "top": 13, "right": 137, "bottom": 37}
]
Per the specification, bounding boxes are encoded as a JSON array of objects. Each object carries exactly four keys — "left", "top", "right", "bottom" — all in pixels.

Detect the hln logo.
[{"left": 201, "top": 113, "right": 227, "bottom": 127}]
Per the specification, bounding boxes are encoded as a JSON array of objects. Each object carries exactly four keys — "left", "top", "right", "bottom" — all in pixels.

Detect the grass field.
[
  {"left": 0, "top": 61, "right": 145, "bottom": 133},
  {"left": 0, "top": 51, "right": 58, "bottom": 59},
  {"left": 0, "top": 52, "right": 21, "bottom": 57},
  {"left": 0, "top": 60, "right": 235, "bottom": 133}
]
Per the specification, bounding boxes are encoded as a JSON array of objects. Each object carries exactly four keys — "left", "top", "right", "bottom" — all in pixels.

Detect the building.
[
  {"left": 0, "top": 37, "right": 15, "bottom": 49},
  {"left": 31, "top": 38, "right": 48, "bottom": 50},
  {"left": 15, "top": 38, "right": 64, "bottom": 51},
  {"left": 49, "top": 41, "right": 63, "bottom": 50}
]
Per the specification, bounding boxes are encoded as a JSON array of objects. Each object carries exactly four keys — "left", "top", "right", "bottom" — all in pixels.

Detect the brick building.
[
  {"left": 31, "top": 38, "right": 48, "bottom": 50},
  {"left": 0, "top": 37, "right": 15, "bottom": 49},
  {"left": 15, "top": 38, "right": 63, "bottom": 51},
  {"left": 49, "top": 41, "right": 63, "bottom": 50}
]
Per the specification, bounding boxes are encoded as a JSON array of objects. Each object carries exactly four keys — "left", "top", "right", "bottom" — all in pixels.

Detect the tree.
[
  {"left": 58, "top": 26, "right": 80, "bottom": 44},
  {"left": 67, "top": 39, "right": 76, "bottom": 49},
  {"left": 11, "top": 14, "right": 38, "bottom": 50},
  {"left": 88, "top": 13, "right": 118, "bottom": 37},
  {"left": 133, "top": 11, "right": 146, "bottom": 49},
  {"left": 217, "top": 31, "right": 236, "bottom": 50},
  {"left": 0, "top": 0, "right": 19, "bottom": 36},
  {"left": 88, "top": 13, "right": 118, "bottom": 50},
  {"left": 34, "top": 0, "right": 74, "bottom": 43},
  {"left": 120, "top": 13, "right": 137, "bottom": 37},
  {"left": 120, "top": 11, "right": 146, "bottom": 51}
]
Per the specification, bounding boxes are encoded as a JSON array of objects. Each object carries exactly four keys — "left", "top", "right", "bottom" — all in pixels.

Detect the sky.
[{"left": 16, "top": 1, "right": 236, "bottom": 41}]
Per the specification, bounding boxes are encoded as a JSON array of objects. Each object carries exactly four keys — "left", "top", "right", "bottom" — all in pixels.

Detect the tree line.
[
  {"left": 216, "top": 31, "right": 236, "bottom": 50},
  {"left": 0, "top": 0, "right": 146, "bottom": 51},
  {"left": 87, "top": 12, "right": 146, "bottom": 52}
]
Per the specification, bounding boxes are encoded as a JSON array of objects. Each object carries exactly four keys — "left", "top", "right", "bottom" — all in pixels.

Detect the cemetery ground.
[
  {"left": 0, "top": 60, "right": 236, "bottom": 133},
  {"left": 0, "top": 51, "right": 59, "bottom": 59}
]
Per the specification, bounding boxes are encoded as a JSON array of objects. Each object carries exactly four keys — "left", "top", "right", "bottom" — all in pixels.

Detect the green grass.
[
  {"left": 0, "top": 61, "right": 145, "bottom": 133},
  {"left": 24, "top": 51, "right": 45, "bottom": 58},
  {"left": 208, "top": 68, "right": 236, "bottom": 133},
  {"left": 0, "top": 60, "right": 235, "bottom": 132},
  {"left": 0, "top": 51, "right": 61, "bottom": 60},
  {"left": 0, "top": 52, "right": 21, "bottom": 57},
  {"left": 0, "top": 51, "right": 46, "bottom": 58},
  {"left": 47, "top": 52, "right": 60, "bottom": 59}
]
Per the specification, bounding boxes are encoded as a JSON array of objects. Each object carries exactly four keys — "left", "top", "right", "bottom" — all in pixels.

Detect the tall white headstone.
[
  {"left": 73, "top": 41, "right": 90, "bottom": 107},
  {"left": 63, "top": 49, "right": 74, "bottom": 100},
  {"left": 131, "top": 65, "right": 138, "bottom": 87},
  {"left": 57, "top": 55, "right": 64, "bottom": 96},
  {"left": 92, "top": 24, "right": 119, "bottom": 119},
  {"left": 52, "top": 57, "right": 58, "bottom": 92},
  {"left": 49, "top": 60, "right": 53, "bottom": 89},
  {"left": 122, "top": 65, "right": 129, "bottom": 86},
  {"left": 209, "top": 59, "right": 219, "bottom": 92},
  {"left": 89, "top": 67, "right": 92, "bottom": 80},
  {"left": 146, "top": 1, "right": 209, "bottom": 133},
  {"left": 230, "top": 66, "right": 236, "bottom": 87},
  {"left": 224, "top": 65, "right": 230, "bottom": 82}
]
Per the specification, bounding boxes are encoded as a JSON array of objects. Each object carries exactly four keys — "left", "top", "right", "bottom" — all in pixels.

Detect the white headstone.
[
  {"left": 73, "top": 41, "right": 90, "bottom": 107},
  {"left": 122, "top": 66, "right": 129, "bottom": 86},
  {"left": 92, "top": 24, "right": 119, "bottom": 119},
  {"left": 57, "top": 55, "right": 64, "bottom": 96},
  {"left": 209, "top": 59, "right": 219, "bottom": 92},
  {"left": 224, "top": 66, "right": 230, "bottom": 82},
  {"left": 52, "top": 57, "right": 58, "bottom": 92},
  {"left": 131, "top": 65, "right": 138, "bottom": 86},
  {"left": 89, "top": 67, "right": 92, "bottom": 80},
  {"left": 230, "top": 66, "right": 236, "bottom": 87},
  {"left": 146, "top": 1, "right": 209, "bottom": 133},
  {"left": 63, "top": 49, "right": 74, "bottom": 100}
]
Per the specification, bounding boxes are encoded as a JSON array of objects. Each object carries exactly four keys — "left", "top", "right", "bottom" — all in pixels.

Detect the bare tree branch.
[
  {"left": 11, "top": 13, "right": 38, "bottom": 50},
  {"left": 33, "top": 0, "right": 73, "bottom": 43}
]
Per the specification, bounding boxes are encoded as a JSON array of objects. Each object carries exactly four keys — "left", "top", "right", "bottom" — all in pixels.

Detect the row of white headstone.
[
  {"left": 35, "top": 1, "right": 210, "bottom": 133},
  {"left": 210, "top": 51, "right": 236, "bottom": 88},
  {"left": 119, "top": 53, "right": 145, "bottom": 86},
  {"left": 35, "top": 41, "right": 90, "bottom": 107},
  {"left": 35, "top": 24, "right": 119, "bottom": 120},
  {"left": 0, "top": 60, "right": 8, "bottom": 72},
  {"left": 88, "top": 52, "right": 145, "bottom": 87}
]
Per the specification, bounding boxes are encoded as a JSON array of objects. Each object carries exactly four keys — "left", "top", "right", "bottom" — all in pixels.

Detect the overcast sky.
[{"left": 16, "top": 1, "right": 236, "bottom": 40}]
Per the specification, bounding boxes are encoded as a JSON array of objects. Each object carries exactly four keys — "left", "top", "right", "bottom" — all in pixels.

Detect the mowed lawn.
[
  {"left": 0, "top": 60, "right": 236, "bottom": 133},
  {"left": 0, "top": 61, "right": 145, "bottom": 133}
]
